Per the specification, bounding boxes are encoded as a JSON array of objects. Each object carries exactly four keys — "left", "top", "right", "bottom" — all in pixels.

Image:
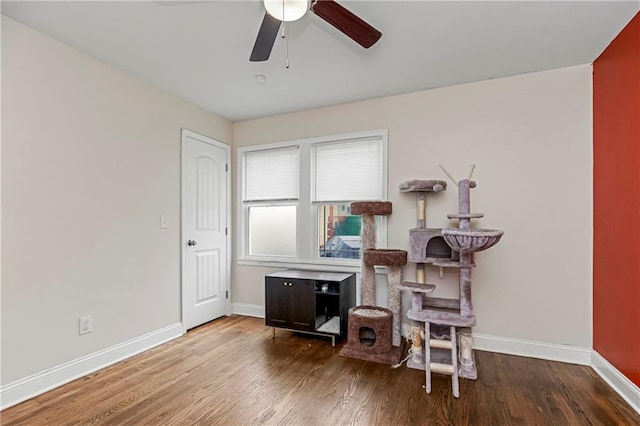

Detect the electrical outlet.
[{"left": 79, "top": 315, "right": 93, "bottom": 335}]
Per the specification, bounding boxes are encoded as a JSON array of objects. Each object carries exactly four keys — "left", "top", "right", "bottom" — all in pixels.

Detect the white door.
[{"left": 182, "top": 130, "right": 229, "bottom": 330}]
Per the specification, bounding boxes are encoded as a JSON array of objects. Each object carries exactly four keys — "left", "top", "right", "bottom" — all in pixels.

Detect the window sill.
[{"left": 236, "top": 259, "right": 387, "bottom": 274}]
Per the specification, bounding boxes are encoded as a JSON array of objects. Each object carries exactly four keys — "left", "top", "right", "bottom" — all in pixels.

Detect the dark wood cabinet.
[
  {"left": 265, "top": 270, "right": 356, "bottom": 345},
  {"left": 265, "top": 278, "right": 315, "bottom": 331}
]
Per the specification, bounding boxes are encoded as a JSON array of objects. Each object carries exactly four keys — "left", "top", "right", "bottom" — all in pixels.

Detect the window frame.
[{"left": 237, "top": 129, "right": 388, "bottom": 271}]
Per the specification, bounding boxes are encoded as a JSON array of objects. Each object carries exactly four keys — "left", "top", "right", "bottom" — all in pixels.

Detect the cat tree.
[
  {"left": 340, "top": 201, "right": 407, "bottom": 365},
  {"left": 400, "top": 165, "right": 503, "bottom": 398}
]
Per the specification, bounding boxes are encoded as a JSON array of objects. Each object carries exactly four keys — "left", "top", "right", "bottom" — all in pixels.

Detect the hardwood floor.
[{"left": 2, "top": 316, "right": 639, "bottom": 425}]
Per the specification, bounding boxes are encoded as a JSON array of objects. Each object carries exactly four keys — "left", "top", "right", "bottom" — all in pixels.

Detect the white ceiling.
[{"left": 2, "top": 1, "right": 638, "bottom": 122}]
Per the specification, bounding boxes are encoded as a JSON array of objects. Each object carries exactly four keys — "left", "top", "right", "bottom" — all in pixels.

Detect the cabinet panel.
[
  {"left": 289, "top": 279, "right": 315, "bottom": 331},
  {"left": 265, "top": 277, "right": 291, "bottom": 327}
]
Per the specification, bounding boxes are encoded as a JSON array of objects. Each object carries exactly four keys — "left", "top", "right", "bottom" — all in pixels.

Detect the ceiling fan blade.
[
  {"left": 250, "top": 12, "right": 282, "bottom": 62},
  {"left": 311, "top": 0, "right": 381, "bottom": 48}
]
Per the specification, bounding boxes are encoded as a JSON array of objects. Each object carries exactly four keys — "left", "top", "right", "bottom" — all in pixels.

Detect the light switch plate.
[{"left": 160, "top": 214, "right": 169, "bottom": 229}]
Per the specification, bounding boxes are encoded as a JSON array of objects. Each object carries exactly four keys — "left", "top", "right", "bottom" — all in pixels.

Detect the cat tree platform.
[
  {"left": 363, "top": 249, "right": 407, "bottom": 267},
  {"left": 351, "top": 201, "right": 392, "bottom": 216}
]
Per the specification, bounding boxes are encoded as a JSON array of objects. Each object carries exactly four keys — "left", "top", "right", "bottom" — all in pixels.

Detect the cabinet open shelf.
[{"left": 316, "top": 316, "right": 341, "bottom": 334}]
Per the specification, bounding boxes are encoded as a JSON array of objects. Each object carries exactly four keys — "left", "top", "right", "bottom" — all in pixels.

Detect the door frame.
[{"left": 181, "top": 129, "right": 231, "bottom": 331}]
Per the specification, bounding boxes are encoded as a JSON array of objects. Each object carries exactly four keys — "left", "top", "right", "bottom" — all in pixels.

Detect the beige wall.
[
  {"left": 233, "top": 64, "right": 593, "bottom": 348},
  {"left": 1, "top": 17, "right": 232, "bottom": 384}
]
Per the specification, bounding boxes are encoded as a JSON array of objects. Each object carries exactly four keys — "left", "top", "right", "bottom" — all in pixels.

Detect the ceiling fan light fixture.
[{"left": 263, "top": 0, "right": 309, "bottom": 22}]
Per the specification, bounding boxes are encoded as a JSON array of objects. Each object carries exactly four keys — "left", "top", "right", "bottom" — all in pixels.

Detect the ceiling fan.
[{"left": 250, "top": 0, "right": 382, "bottom": 62}]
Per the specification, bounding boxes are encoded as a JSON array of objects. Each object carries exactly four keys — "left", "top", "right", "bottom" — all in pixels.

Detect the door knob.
[{"left": 187, "top": 239, "right": 197, "bottom": 246}]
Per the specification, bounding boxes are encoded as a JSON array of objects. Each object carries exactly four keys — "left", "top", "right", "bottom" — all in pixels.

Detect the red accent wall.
[{"left": 593, "top": 12, "right": 640, "bottom": 387}]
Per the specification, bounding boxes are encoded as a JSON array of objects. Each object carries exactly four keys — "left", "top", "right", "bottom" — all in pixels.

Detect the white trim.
[
  {"left": 591, "top": 351, "right": 640, "bottom": 415},
  {"left": 181, "top": 129, "right": 232, "bottom": 321},
  {"left": 0, "top": 323, "right": 183, "bottom": 410},
  {"left": 237, "top": 259, "right": 360, "bottom": 274},
  {"left": 472, "top": 333, "right": 591, "bottom": 365},
  {"left": 231, "top": 303, "right": 265, "bottom": 318}
]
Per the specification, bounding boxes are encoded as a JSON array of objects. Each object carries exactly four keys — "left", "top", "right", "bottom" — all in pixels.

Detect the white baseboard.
[
  {"left": 0, "top": 323, "right": 184, "bottom": 410},
  {"left": 399, "top": 327, "right": 591, "bottom": 365},
  {"left": 231, "top": 303, "right": 264, "bottom": 318},
  {"left": 472, "top": 333, "right": 592, "bottom": 365},
  {"left": 232, "top": 313, "right": 588, "bottom": 366},
  {"left": 591, "top": 351, "right": 640, "bottom": 415}
]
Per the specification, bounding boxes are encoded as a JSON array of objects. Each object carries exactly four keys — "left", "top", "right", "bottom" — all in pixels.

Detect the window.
[
  {"left": 238, "top": 130, "right": 387, "bottom": 268},
  {"left": 243, "top": 147, "right": 298, "bottom": 258}
]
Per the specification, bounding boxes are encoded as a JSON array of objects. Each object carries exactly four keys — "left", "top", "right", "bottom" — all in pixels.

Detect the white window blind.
[
  {"left": 244, "top": 147, "right": 299, "bottom": 201},
  {"left": 312, "top": 138, "right": 383, "bottom": 202}
]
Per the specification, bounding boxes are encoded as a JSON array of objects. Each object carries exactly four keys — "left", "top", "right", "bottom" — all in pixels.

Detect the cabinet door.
[
  {"left": 289, "top": 279, "right": 315, "bottom": 331},
  {"left": 265, "top": 277, "right": 290, "bottom": 327}
]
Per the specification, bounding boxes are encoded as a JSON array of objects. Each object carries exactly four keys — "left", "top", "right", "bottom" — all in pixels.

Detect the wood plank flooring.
[{"left": 2, "top": 315, "right": 639, "bottom": 425}]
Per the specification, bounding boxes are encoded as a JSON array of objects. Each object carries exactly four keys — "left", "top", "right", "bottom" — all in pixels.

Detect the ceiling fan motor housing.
[{"left": 263, "top": 0, "right": 309, "bottom": 22}]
